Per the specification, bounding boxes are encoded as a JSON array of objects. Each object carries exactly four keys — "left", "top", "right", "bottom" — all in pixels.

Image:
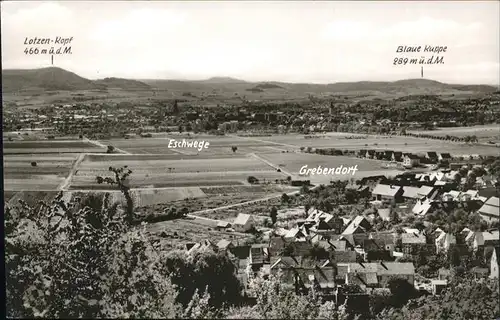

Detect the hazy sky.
[{"left": 2, "top": 1, "right": 499, "bottom": 84}]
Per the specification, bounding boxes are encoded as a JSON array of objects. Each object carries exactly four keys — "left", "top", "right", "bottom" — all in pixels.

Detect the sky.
[{"left": 2, "top": 1, "right": 499, "bottom": 84}]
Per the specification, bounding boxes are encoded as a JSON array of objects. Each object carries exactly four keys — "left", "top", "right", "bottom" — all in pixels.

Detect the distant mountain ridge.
[
  {"left": 2, "top": 67, "right": 151, "bottom": 92},
  {"left": 2, "top": 67, "right": 498, "bottom": 94}
]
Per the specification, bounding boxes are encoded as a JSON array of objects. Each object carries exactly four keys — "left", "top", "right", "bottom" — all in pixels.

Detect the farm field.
[
  {"left": 3, "top": 154, "right": 78, "bottom": 191},
  {"left": 3, "top": 140, "right": 105, "bottom": 154},
  {"left": 99, "top": 135, "right": 294, "bottom": 154},
  {"left": 68, "top": 153, "right": 287, "bottom": 189},
  {"left": 253, "top": 133, "right": 500, "bottom": 156},
  {"left": 257, "top": 152, "right": 402, "bottom": 183}
]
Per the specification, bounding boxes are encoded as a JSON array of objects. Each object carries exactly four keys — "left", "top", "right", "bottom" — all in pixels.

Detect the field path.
[
  {"left": 249, "top": 153, "right": 296, "bottom": 178},
  {"left": 83, "top": 137, "right": 130, "bottom": 154},
  {"left": 58, "top": 153, "right": 86, "bottom": 191},
  {"left": 227, "top": 134, "right": 299, "bottom": 149}
]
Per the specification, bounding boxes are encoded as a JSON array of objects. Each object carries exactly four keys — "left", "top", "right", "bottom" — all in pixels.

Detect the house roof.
[
  {"left": 377, "top": 208, "right": 391, "bottom": 220},
  {"left": 372, "top": 184, "right": 402, "bottom": 197},
  {"left": 479, "top": 204, "right": 500, "bottom": 217},
  {"left": 319, "top": 240, "right": 347, "bottom": 252},
  {"left": 405, "top": 154, "right": 420, "bottom": 159},
  {"left": 418, "top": 186, "right": 434, "bottom": 197},
  {"left": 331, "top": 233, "right": 368, "bottom": 247},
  {"left": 234, "top": 213, "right": 252, "bottom": 226},
  {"left": 485, "top": 197, "right": 500, "bottom": 207},
  {"left": 217, "top": 239, "right": 233, "bottom": 249},
  {"left": 402, "top": 186, "right": 421, "bottom": 199},
  {"left": 369, "top": 232, "right": 396, "bottom": 245},
  {"left": 346, "top": 262, "right": 415, "bottom": 276},
  {"left": 332, "top": 251, "right": 358, "bottom": 262},
  {"left": 217, "top": 221, "right": 231, "bottom": 228},
  {"left": 342, "top": 216, "right": 370, "bottom": 235},
  {"left": 284, "top": 227, "right": 308, "bottom": 239},
  {"left": 427, "top": 152, "right": 438, "bottom": 158},
  {"left": 402, "top": 233, "right": 426, "bottom": 244},
  {"left": 439, "top": 153, "right": 452, "bottom": 158},
  {"left": 412, "top": 198, "right": 433, "bottom": 215},
  {"left": 482, "top": 230, "right": 499, "bottom": 243},
  {"left": 347, "top": 272, "right": 379, "bottom": 287}
]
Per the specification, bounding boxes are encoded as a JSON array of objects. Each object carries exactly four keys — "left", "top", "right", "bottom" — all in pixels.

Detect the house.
[
  {"left": 384, "top": 150, "right": 394, "bottom": 161},
  {"left": 417, "top": 186, "right": 436, "bottom": 199},
  {"left": 284, "top": 226, "right": 309, "bottom": 241},
  {"left": 331, "top": 234, "right": 369, "bottom": 249},
  {"left": 249, "top": 243, "right": 270, "bottom": 267},
  {"left": 472, "top": 267, "right": 489, "bottom": 280},
  {"left": 431, "top": 280, "right": 448, "bottom": 295},
  {"left": 490, "top": 247, "right": 499, "bottom": 279},
  {"left": 371, "top": 184, "right": 403, "bottom": 203},
  {"left": 187, "top": 240, "right": 217, "bottom": 255},
  {"left": 357, "top": 149, "right": 367, "bottom": 158},
  {"left": 342, "top": 216, "right": 372, "bottom": 235},
  {"left": 307, "top": 210, "right": 344, "bottom": 233},
  {"left": 402, "top": 186, "right": 420, "bottom": 200},
  {"left": 359, "top": 175, "right": 389, "bottom": 186},
  {"left": 426, "top": 152, "right": 439, "bottom": 163},
  {"left": 331, "top": 250, "right": 358, "bottom": 263},
  {"left": 343, "top": 262, "right": 415, "bottom": 288},
  {"left": 478, "top": 197, "right": 499, "bottom": 222},
  {"left": 233, "top": 213, "right": 255, "bottom": 232},
  {"left": 438, "top": 153, "right": 452, "bottom": 162},
  {"left": 435, "top": 232, "right": 456, "bottom": 254},
  {"left": 377, "top": 208, "right": 391, "bottom": 221},
  {"left": 362, "top": 233, "right": 396, "bottom": 261},
  {"left": 366, "top": 150, "right": 376, "bottom": 159},
  {"left": 217, "top": 239, "right": 234, "bottom": 251},
  {"left": 438, "top": 268, "right": 451, "bottom": 280},
  {"left": 270, "top": 257, "right": 337, "bottom": 293},
  {"left": 392, "top": 152, "right": 403, "bottom": 162},
  {"left": 216, "top": 221, "right": 232, "bottom": 230},
  {"left": 402, "top": 233, "right": 427, "bottom": 255},
  {"left": 403, "top": 154, "right": 420, "bottom": 168}
]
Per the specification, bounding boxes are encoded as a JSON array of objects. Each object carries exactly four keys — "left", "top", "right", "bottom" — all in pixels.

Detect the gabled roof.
[
  {"left": 319, "top": 240, "right": 347, "bottom": 251},
  {"left": 234, "top": 213, "right": 252, "bottom": 226},
  {"left": 342, "top": 216, "right": 370, "bottom": 235},
  {"left": 402, "top": 233, "right": 426, "bottom": 244},
  {"left": 347, "top": 272, "right": 379, "bottom": 287},
  {"left": 485, "top": 197, "right": 499, "bottom": 207},
  {"left": 332, "top": 251, "right": 358, "bottom": 262},
  {"left": 405, "top": 154, "right": 420, "bottom": 159},
  {"left": 217, "top": 221, "right": 231, "bottom": 228},
  {"left": 372, "top": 184, "right": 402, "bottom": 197},
  {"left": 479, "top": 201, "right": 500, "bottom": 217},
  {"left": 439, "top": 153, "right": 452, "bottom": 158},
  {"left": 412, "top": 198, "right": 433, "bottom": 215},
  {"left": 402, "top": 186, "right": 421, "bottom": 199},
  {"left": 217, "top": 239, "right": 233, "bottom": 249},
  {"left": 369, "top": 232, "right": 396, "bottom": 245},
  {"left": 482, "top": 230, "right": 499, "bottom": 243},
  {"left": 346, "top": 262, "right": 415, "bottom": 275},
  {"left": 417, "top": 186, "right": 434, "bottom": 197},
  {"left": 377, "top": 208, "right": 391, "bottom": 220}
]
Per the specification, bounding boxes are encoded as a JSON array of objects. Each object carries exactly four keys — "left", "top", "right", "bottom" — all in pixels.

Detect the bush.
[
  {"left": 30, "top": 161, "right": 37, "bottom": 167},
  {"left": 247, "top": 176, "right": 259, "bottom": 184}
]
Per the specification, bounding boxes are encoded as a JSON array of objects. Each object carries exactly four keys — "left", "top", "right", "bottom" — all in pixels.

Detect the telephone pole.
[{"left": 421, "top": 66, "right": 424, "bottom": 78}]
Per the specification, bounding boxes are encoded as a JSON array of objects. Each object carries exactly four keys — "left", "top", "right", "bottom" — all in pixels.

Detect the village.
[{"left": 178, "top": 156, "right": 499, "bottom": 310}]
